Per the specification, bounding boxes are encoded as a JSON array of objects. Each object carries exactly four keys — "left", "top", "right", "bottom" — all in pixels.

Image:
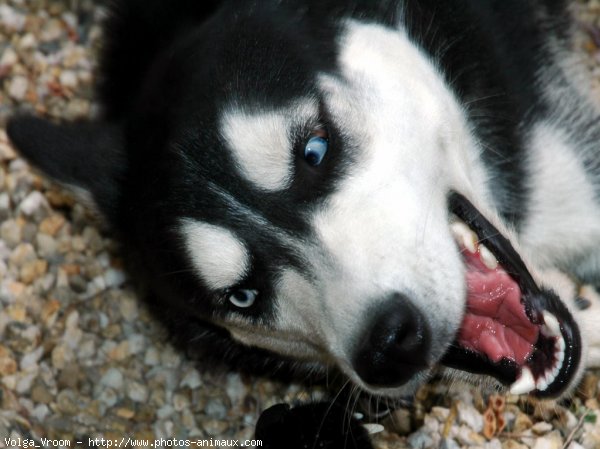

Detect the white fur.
[
  {"left": 521, "top": 123, "right": 600, "bottom": 268},
  {"left": 220, "top": 102, "right": 318, "bottom": 191},
  {"left": 303, "top": 20, "right": 480, "bottom": 393},
  {"left": 180, "top": 219, "right": 250, "bottom": 290},
  {"left": 528, "top": 45, "right": 600, "bottom": 282}
]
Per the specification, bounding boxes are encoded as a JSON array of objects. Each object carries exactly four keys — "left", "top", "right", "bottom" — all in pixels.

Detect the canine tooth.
[
  {"left": 536, "top": 377, "right": 549, "bottom": 392},
  {"left": 541, "top": 311, "right": 561, "bottom": 337},
  {"left": 479, "top": 244, "right": 498, "bottom": 269},
  {"left": 509, "top": 367, "right": 536, "bottom": 395},
  {"left": 450, "top": 222, "right": 478, "bottom": 253}
]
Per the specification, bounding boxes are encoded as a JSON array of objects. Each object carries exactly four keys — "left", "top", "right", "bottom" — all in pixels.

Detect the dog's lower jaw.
[
  {"left": 544, "top": 271, "right": 600, "bottom": 377},
  {"left": 445, "top": 269, "right": 600, "bottom": 400}
]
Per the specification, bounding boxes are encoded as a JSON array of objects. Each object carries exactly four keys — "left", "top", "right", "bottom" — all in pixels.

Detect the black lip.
[{"left": 442, "top": 192, "right": 581, "bottom": 398}]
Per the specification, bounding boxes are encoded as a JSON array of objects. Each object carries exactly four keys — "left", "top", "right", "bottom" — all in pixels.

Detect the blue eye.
[
  {"left": 229, "top": 289, "right": 258, "bottom": 308},
  {"left": 304, "top": 136, "right": 328, "bottom": 166}
]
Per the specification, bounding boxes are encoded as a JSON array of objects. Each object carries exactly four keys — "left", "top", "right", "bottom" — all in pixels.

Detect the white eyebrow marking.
[
  {"left": 180, "top": 219, "right": 250, "bottom": 290},
  {"left": 220, "top": 101, "right": 319, "bottom": 191}
]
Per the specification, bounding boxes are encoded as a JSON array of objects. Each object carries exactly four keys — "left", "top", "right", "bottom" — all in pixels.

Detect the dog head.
[{"left": 7, "top": 1, "right": 585, "bottom": 398}]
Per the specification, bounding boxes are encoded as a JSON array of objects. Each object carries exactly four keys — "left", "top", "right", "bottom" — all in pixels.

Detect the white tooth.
[
  {"left": 479, "top": 244, "right": 498, "bottom": 270},
  {"left": 450, "top": 222, "right": 478, "bottom": 253},
  {"left": 537, "top": 376, "right": 549, "bottom": 392},
  {"left": 546, "top": 364, "right": 560, "bottom": 384},
  {"left": 549, "top": 339, "right": 565, "bottom": 381},
  {"left": 556, "top": 349, "right": 565, "bottom": 365},
  {"left": 551, "top": 363, "right": 561, "bottom": 378},
  {"left": 557, "top": 337, "right": 565, "bottom": 352},
  {"left": 509, "top": 367, "right": 536, "bottom": 395},
  {"left": 541, "top": 311, "right": 561, "bottom": 337},
  {"left": 540, "top": 366, "right": 560, "bottom": 391}
]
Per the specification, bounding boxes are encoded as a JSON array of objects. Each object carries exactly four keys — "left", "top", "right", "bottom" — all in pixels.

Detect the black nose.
[{"left": 352, "top": 294, "right": 431, "bottom": 388}]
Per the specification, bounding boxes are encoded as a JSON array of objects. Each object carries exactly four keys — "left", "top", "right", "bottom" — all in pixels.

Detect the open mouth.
[{"left": 441, "top": 193, "right": 581, "bottom": 397}]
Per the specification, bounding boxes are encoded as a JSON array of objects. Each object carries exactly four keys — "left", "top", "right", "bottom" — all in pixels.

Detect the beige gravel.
[{"left": 1, "top": 1, "right": 600, "bottom": 448}]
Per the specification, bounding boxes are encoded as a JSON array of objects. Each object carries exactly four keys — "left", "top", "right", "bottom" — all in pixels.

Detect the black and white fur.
[{"left": 7, "top": 0, "right": 600, "bottom": 442}]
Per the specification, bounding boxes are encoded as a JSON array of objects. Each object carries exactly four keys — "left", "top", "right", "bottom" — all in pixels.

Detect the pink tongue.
[{"left": 457, "top": 253, "right": 539, "bottom": 365}]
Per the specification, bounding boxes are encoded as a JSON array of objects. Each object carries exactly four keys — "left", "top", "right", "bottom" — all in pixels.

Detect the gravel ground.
[{"left": 1, "top": 1, "right": 600, "bottom": 448}]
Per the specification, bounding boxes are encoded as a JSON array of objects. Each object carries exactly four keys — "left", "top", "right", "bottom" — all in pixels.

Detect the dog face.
[
  {"left": 7, "top": 2, "right": 585, "bottom": 398},
  {"left": 189, "top": 20, "right": 470, "bottom": 394}
]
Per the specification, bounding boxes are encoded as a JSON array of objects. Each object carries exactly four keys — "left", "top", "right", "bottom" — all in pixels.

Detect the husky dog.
[{"left": 8, "top": 0, "right": 600, "bottom": 417}]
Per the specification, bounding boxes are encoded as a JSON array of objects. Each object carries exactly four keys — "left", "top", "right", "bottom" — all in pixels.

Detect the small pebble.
[
  {"left": 100, "top": 368, "right": 124, "bottom": 390},
  {"left": 19, "top": 191, "right": 48, "bottom": 218},
  {"left": 1, "top": 220, "right": 22, "bottom": 248},
  {"left": 105, "top": 268, "right": 126, "bottom": 288},
  {"left": 8, "top": 76, "right": 29, "bottom": 101},
  {"left": 532, "top": 421, "right": 554, "bottom": 435},
  {"left": 454, "top": 425, "right": 486, "bottom": 446},
  {"left": 201, "top": 420, "right": 230, "bottom": 437},
  {"left": 205, "top": 399, "right": 228, "bottom": 420},
  {"left": 59, "top": 70, "right": 78, "bottom": 89},
  {"left": 39, "top": 214, "right": 65, "bottom": 236},
  {"left": 144, "top": 347, "right": 160, "bottom": 366},
  {"left": 439, "top": 438, "right": 460, "bottom": 449},
  {"left": 36, "top": 233, "right": 58, "bottom": 258},
  {"left": 16, "top": 372, "right": 36, "bottom": 394},
  {"left": 408, "top": 430, "right": 434, "bottom": 449},
  {"left": 0, "top": 47, "right": 18, "bottom": 66},
  {"left": 31, "top": 404, "right": 50, "bottom": 422},
  {"left": 532, "top": 432, "right": 563, "bottom": 449},
  {"left": 20, "top": 259, "right": 48, "bottom": 284},
  {"left": 0, "top": 5, "right": 26, "bottom": 31},
  {"left": 457, "top": 400, "right": 484, "bottom": 433},
  {"left": 127, "top": 381, "right": 149, "bottom": 403},
  {"left": 98, "top": 387, "right": 119, "bottom": 408},
  {"left": 20, "top": 346, "right": 43, "bottom": 371}
]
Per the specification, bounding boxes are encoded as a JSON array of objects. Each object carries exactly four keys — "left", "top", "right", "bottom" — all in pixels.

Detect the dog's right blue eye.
[{"left": 304, "top": 136, "right": 328, "bottom": 166}]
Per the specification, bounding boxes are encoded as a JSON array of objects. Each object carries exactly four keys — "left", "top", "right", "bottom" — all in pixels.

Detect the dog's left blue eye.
[
  {"left": 304, "top": 136, "right": 328, "bottom": 166},
  {"left": 229, "top": 289, "right": 258, "bottom": 308}
]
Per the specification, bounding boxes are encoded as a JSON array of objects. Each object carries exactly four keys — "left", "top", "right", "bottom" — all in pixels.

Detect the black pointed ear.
[{"left": 7, "top": 116, "right": 125, "bottom": 218}]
